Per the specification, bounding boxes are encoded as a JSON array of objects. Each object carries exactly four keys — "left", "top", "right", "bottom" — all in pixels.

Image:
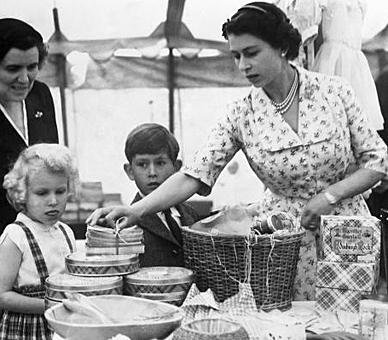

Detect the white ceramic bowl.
[{"left": 45, "top": 295, "right": 183, "bottom": 340}]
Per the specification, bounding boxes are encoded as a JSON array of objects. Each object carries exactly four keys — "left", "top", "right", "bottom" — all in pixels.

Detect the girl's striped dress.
[{"left": 0, "top": 221, "right": 73, "bottom": 340}]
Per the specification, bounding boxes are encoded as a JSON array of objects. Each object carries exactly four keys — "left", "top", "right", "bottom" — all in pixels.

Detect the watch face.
[{"left": 324, "top": 192, "right": 337, "bottom": 205}]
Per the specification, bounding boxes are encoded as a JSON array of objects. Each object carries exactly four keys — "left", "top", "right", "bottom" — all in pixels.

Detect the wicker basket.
[
  {"left": 172, "top": 318, "right": 249, "bottom": 340},
  {"left": 182, "top": 227, "right": 305, "bottom": 311}
]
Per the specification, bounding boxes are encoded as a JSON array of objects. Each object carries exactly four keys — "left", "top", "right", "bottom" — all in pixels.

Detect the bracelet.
[{"left": 324, "top": 191, "right": 338, "bottom": 205}]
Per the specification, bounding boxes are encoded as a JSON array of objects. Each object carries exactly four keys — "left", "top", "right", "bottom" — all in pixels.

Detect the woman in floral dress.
[{"left": 88, "top": 2, "right": 388, "bottom": 300}]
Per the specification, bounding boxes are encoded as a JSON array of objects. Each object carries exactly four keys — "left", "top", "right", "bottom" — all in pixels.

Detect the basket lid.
[
  {"left": 125, "top": 267, "right": 194, "bottom": 284},
  {"left": 66, "top": 251, "right": 138, "bottom": 266},
  {"left": 45, "top": 273, "right": 122, "bottom": 291}
]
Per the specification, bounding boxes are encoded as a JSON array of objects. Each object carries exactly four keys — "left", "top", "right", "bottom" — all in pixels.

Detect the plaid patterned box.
[
  {"left": 320, "top": 215, "right": 381, "bottom": 263},
  {"left": 316, "top": 261, "right": 379, "bottom": 292},
  {"left": 316, "top": 287, "right": 367, "bottom": 313}
]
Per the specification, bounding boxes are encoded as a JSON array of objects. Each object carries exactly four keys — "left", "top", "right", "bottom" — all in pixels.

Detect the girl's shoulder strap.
[
  {"left": 57, "top": 223, "right": 74, "bottom": 253},
  {"left": 12, "top": 220, "right": 49, "bottom": 285}
]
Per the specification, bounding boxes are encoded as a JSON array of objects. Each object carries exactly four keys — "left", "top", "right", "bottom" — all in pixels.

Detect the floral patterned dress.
[{"left": 182, "top": 66, "right": 388, "bottom": 301}]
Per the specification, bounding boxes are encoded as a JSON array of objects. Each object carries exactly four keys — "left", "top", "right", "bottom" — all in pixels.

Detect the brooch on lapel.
[{"left": 34, "top": 111, "right": 43, "bottom": 118}]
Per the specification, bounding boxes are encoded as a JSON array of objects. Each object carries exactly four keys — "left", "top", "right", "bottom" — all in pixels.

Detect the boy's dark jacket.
[{"left": 132, "top": 193, "right": 200, "bottom": 267}]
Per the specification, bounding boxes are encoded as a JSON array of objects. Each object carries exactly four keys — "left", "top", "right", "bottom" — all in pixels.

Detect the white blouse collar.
[
  {"left": 0, "top": 101, "right": 29, "bottom": 145},
  {"left": 17, "top": 212, "right": 59, "bottom": 232}
]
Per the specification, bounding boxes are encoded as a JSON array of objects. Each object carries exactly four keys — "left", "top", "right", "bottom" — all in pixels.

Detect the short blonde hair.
[{"left": 3, "top": 143, "right": 79, "bottom": 211}]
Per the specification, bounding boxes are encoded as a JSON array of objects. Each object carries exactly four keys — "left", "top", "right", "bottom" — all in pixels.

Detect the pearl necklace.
[{"left": 271, "top": 69, "right": 298, "bottom": 115}]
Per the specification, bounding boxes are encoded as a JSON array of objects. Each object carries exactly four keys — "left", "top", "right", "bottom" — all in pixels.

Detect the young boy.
[{"left": 123, "top": 123, "right": 199, "bottom": 267}]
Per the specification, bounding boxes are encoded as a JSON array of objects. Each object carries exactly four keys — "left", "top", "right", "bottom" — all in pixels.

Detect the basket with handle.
[{"left": 181, "top": 227, "right": 305, "bottom": 311}]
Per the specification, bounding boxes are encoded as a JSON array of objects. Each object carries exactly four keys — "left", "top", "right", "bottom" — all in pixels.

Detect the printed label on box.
[
  {"left": 321, "top": 215, "right": 381, "bottom": 263},
  {"left": 330, "top": 225, "right": 374, "bottom": 256}
]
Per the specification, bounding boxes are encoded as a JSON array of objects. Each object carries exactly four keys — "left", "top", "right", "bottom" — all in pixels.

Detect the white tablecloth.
[{"left": 51, "top": 300, "right": 360, "bottom": 340}]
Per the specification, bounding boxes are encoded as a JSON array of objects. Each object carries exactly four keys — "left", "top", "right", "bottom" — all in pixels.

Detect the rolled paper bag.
[
  {"left": 255, "top": 212, "right": 295, "bottom": 234},
  {"left": 269, "top": 211, "right": 295, "bottom": 231}
]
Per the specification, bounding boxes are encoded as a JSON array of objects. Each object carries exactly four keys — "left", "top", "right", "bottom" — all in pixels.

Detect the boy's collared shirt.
[{"left": 138, "top": 191, "right": 182, "bottom": 230}]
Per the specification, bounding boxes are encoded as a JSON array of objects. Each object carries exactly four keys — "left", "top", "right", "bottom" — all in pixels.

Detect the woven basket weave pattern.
[
  {"left": 172, "top": 318, "right": 249, "bottom": 340},
  {"left": 182, "top": 229, "right": 304, "bottom": 311},
  {"left": 66, "top": 263, "right": 139, "bottom": 276}
]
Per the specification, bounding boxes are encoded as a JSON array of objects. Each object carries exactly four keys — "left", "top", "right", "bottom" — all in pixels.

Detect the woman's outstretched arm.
[{"left": 86, "top": 172, "right": 201, "bottom": 229}]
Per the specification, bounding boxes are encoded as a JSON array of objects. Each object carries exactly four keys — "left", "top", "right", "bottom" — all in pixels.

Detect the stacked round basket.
[
  {"left": 65, "top": 225, "right": 143, "bottom": 277},
  {"left": 45, "top": 226, "right": 143, "bottom": 307},
  {"left": 45, "top": 273, "right": 123, "bottom": 309},
  {"left": 181, "top": 227, "right": 305, "bottom": 311},
  {"left": 124, "top": 266, "right": 194, "bottom": 306}
]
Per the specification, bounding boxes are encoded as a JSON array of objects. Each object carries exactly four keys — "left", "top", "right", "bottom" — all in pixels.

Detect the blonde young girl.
[{"left": 0, "top": 143, "right": 78, "bottom": 340}]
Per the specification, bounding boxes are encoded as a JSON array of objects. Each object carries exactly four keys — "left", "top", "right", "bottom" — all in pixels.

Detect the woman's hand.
[
  {"left": 86, "top": 205, "right": 140, "bottom": 230},
  {"left": 301, "top": 193, "right": 333, "bottom": 230}
]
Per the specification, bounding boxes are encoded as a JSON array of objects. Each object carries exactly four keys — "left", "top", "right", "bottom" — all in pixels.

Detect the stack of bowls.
[
  {"left": 124, "top": 267, "right": 194, "bottom": 306},
  {"left": 45, "top": 273, "right": 123, "bottom": 309}
]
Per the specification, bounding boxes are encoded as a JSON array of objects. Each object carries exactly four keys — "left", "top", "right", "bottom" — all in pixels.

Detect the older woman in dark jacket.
[{"left": 0, "top": 18, "right": 58, "bottom": 234}]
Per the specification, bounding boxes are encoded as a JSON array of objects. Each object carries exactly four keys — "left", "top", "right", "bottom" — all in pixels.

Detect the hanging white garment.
[
  {"left": 312, "top": 0, "right": 384, "bottom": 130},
  {"left": 278, "top": 0, "right": 321, "bottom": 44}
]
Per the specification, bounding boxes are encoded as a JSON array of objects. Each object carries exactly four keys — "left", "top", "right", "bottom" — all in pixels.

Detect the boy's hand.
[{"left": 86, "top": 205, "right": 138, "bottom": 230}]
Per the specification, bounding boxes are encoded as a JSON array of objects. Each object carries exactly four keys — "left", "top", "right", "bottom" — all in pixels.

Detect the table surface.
[{"left": 51, "top": 300, "right": 360, "bottom": 340}]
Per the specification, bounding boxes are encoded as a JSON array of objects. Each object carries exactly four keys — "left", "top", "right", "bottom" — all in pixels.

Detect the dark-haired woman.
[
  {"left": 0, "top": 18, "right": 59, "bottom": 235},
  {"left": 87, "top": 2, "right": 388, "bottom": 300}
]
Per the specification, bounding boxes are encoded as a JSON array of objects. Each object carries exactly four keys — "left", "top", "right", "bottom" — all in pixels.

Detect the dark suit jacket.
[
  {"left": 376, "top": 69, "right": 388, "bottom": 144},
  {"left": 132, "top": 193, "right": 200, "bottom": 267},
  {"left": 0, "top": 81, "right": 58, "bottom": 233}
]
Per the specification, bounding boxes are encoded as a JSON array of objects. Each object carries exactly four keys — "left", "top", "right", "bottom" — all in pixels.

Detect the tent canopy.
[
  {"left": 2, "top": 0, "right": 388, "bottom": 90},
  {"left": 2, "top": 0, "right": 251, "bottom": 89},
  {"left": 31, "top": 0, "right": 251, "bottom": 137}
]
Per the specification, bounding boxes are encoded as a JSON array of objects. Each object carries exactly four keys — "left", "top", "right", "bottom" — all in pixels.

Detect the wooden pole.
[
  {"left": 165, "top": 0, "right": 185, "bottom": 135},
  {"left": 168, "top": 47, "right": 175, "bottom": 134},
  {"left": 52, "top": 7, "right": 69, "bottom": 146}
]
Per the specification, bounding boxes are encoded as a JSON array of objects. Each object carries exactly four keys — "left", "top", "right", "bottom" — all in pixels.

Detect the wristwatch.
[{"left": 324, "top": 191, "right": 339, "bottom": 205}]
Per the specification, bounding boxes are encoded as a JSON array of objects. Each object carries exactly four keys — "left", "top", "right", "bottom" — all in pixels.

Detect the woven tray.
[{"left": 182, "top": 227, "right": 305, "bottom": 311}]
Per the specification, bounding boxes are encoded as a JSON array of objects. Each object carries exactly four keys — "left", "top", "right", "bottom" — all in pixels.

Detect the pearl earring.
[{"left": 281, "top": 51, "right": 286, "bottom": 57}]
